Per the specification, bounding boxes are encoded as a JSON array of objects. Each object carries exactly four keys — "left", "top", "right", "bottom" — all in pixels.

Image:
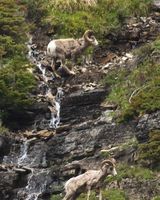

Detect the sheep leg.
[
  {"left": 63, "top": 193, "right": 75, "bottom": 200},
  {"left": 61, "top": 58, "right": 75, "bottom": 76},
  {"left": 99, "top": 189, "right": 102, "bottom": 200},
  {"left": 87, "top": 189, "right": 91, "bottom": 200},
  {"left": 51, "top": 59, "right": 61, "bottom": 78}
]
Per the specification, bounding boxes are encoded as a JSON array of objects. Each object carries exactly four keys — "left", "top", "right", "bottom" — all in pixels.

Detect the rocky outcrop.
[{"left": 136, "top": 111, "right": 160, "bottom": 142}]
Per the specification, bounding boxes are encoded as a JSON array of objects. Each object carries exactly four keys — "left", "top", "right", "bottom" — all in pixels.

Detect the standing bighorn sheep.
[
  {"left": 63, "top": 159, "right": 117, "bottom": 200},
  {"left": 47, "top": 30, "right": 98, "bottom": 78}
]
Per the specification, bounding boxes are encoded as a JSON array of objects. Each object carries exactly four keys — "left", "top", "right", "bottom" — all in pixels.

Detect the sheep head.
[
  {"left": 101, "top": 158, "right": 117, "bottom": 176},
  {"left": 83, "top": 30, "right": 98, "bottom": 46}
]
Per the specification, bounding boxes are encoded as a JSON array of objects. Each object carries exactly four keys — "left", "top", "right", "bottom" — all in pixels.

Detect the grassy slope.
[{"left": 103, "top": 38, "right": 160, "bottom": 121}]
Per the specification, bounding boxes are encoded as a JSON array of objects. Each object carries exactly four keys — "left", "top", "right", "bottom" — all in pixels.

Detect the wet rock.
[{"left": 0, "top": 171, "right": 18, "bottom": 200}]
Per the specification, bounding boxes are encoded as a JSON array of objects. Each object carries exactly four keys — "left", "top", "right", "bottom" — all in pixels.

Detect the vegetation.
[
  {"left": 102, "top": 189, "right": 127, "bottom": 200},
  {"left": 47, "top": 0, "right": 152, "bottom": 38},
  {"left": 50, "top": 194, "right": 61, "bottom": 200},
  {"left": 103, "top": 38, "right": 160, "bottom": 121},
  {"left": 138, "top": 130, "right": 160, "bottom": 168},
  {"left": 0, "top": 0, "right": 36, "bottom": 128},
  {"left": 106, "top": 163, "right": 155, "bottom": 183},
  {"left": 76, "top": 188, "right": 127, "bottom": 200},
  {"left": 152, "top": 196, "right": 160, "bottom": 200},
  {"left": 22, "top": 0, "right": 152, "bottom": 38}
]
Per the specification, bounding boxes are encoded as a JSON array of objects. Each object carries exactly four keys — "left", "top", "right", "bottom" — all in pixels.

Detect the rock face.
[{"left": 136, "top": 111, "right": 160, "bottom": 142}]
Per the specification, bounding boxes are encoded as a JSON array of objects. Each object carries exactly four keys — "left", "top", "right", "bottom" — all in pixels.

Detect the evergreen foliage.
[{"left": 0, "top": 0, "right": 36, "bottom": 127}]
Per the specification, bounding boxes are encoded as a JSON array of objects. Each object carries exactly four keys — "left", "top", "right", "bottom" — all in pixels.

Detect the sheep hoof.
[{"left": 69, "top": 71, "right": 76, "bottom": 76}]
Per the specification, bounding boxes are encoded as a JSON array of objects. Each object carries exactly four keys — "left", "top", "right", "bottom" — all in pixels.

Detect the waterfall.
[
  {"left": 17, "top": 139, "right": 30, "bottom": 166},
  {"left": 27, "top": 36, "right": 63, "bottom": 130},
  {"left": 25, "top": 169, "right": 48, "bottom": 200},
  {"left": 49, "top": 87, "right": 63, "bottom": 129},
  {"left": 3, "top": 36, "right": 62, "bottom": 200}
]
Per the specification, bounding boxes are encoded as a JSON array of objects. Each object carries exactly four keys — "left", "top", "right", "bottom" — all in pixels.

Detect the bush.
[
  {"left": 0, "top": 56, "right": 36, "bottom": 127},
  {"left": 138, "top": 130, "right": 160, "bottom": 168},
  {"left": 0, "top": 0, "right": 36, "bottom": 128}
]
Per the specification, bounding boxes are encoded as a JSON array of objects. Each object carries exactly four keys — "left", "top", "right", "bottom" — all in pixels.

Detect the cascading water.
[
  {"left": 49, "top": 87, "right": 63, "bottom": 129},
  {"left": 3, "top": 36, "right": 63, "bottom": 200}
]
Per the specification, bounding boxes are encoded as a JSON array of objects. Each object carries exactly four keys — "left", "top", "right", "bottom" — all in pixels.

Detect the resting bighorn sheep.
[
  {"left": 63, "top": 159, "right": 117, "bottom": 200},
  {"left": 47, "top": 30, "right": 98, "bottom": 78}
]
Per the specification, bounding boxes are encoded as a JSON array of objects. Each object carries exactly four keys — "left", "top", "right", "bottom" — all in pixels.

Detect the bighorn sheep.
[
  {"left": 47, "top": 30, "right": 98, "bottom": 78},
  {"left": 63, "top": 159, "right": 117, "bottom": 200}
]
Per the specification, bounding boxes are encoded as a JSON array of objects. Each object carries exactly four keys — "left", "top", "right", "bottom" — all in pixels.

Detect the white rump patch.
[{"left": 47, "top": 41, "right": 56, "bottom": 56}]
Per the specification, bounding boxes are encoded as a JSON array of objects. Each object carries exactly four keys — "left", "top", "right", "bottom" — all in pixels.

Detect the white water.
[
  {"left": 49, "top": 87, "right": 63, "bottom": 129},
  {"left": 25, "top": 169, "right": 48, "bottom": 200}
]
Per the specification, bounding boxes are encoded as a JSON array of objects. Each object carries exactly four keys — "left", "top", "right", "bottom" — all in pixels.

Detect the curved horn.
[
  {"left": 101, "top": 159, "right": 116, "bottom": 169},
  {"left": 83, "top": 30, "right": 94, "bottom": 42}
]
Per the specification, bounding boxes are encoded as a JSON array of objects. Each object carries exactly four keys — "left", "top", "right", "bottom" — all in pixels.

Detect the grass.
[
  {"left": 103, "top": 38, "right": 160, "bottom": 121},
  {"left": 77, "top": 189, "right": 127, "bottom": 200},
  {"left": 34, "top": 0, "right": 152, "bottom": 39},
  {"left": 50, "top": 194, "right": 61, "bottom": 200},
  {"left": 106, "top": 164, "right": 155, "bottom": 183}
]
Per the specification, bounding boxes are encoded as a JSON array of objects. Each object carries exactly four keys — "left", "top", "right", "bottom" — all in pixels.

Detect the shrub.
[
  {"left": 138, "top": 130, "right": 160, "bottom": 168},
  {"left": 0, "top": 56, "right": 36, "bottom": 128}
]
